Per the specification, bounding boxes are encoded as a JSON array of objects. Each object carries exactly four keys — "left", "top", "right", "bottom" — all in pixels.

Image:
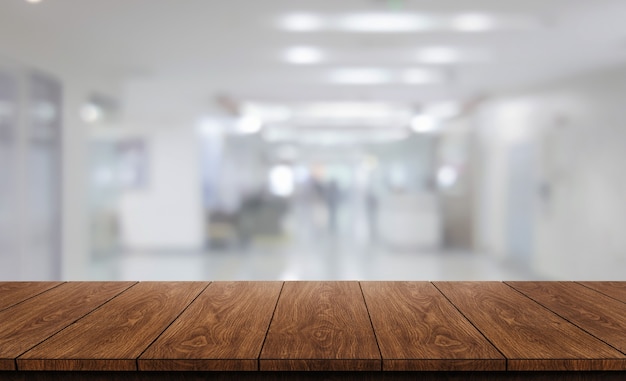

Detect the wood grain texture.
[
  {"left": 578, "top": 282, "right": 626, "bottom": 304},
  {"left": 18, "top": 282, "right": 208, "bottom": 371},
  {"left": 139, "top": 281, "right": 283, "bottom": 371},
  {"left": 506, "top": 281, "right": 626, "bottom": 354},
  {"left": 0, "top": 282, "right": 62, "bottom": 312},
  {"left": 260, "top": 281, "right": 380, "bottom": 371},
  {"left": 434, "top": 281, "right": 626, "bottom": 371},
  {"left": 361, "top": 282, "right": 505, "bottom": 371},
  {"left": 0, "top": 282, "right": 134, "bottom": 371}
]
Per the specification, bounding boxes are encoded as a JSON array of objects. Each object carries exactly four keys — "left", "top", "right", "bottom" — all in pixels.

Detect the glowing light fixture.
[
  {"left": 236, "top": 116, "right": 263, "bottom": 134},
  {"left": 410, "top": 114, "right": 438, "bottom": 133},
  {"left": 280, "top": 13, "right": 324, "bottom": 32},
  {"left": 269, "top": 165, "right": 295, "bottom": 197},
  {"left": 25, "top": 0, "right": 43, "bottom": 3},
  {"left": 278, "top": 12, "right": 535, "bottom": 34},
  {"left": 329, "top": 68, "right": 391, "bottom": 84},
  {"left": 452, "top": 13, "right": 496, "bottom": 32},
  {"left": 337, "top": 13, "right": 433, "bottom": 32},
  {"left": 284, "top": 46, "right": 323, "bottom": 64}
]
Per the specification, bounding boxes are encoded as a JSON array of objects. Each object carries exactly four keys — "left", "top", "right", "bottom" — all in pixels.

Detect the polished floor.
[
  {"left": 89, "top": 242, "right": 541, "bottom": 282},
  {"left": 90, "top": 196, "right": 545, "bottom": 281}
]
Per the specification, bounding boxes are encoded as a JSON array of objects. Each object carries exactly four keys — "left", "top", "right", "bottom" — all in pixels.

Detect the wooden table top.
[{"left": 1, "top": 281, "right": 626, "bottom": 378}]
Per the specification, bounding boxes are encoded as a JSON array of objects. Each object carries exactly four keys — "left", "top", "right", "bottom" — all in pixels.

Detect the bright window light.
[
  {"left": 452, "top": 13, "right": 497, "bottom": 32},
  {"left": 279, "top": 13, "right": 324, "bottom": 32},
  {"left": 416, "top": 47, "right": 462, "bottom": 64},
  {"left": 284, "top": 46, "right": 323, "bottom": 64},
  {"left": 337, "top": 13, "right": 433, "bottom": 32},
  {"left": 402, "top": 68, "right": 443, "bottom": 84},
  {"left": 329, "top": 68, "right": 392, "bottom": 84},
  {"left": 269, "top": 165, "right": 295, "bottom": 197},
  {"left": 236, "top": 116, "right": 263, "bottom": 134},
  {"left": 410, "top": 114, "right": 438, "bottom": 133}
]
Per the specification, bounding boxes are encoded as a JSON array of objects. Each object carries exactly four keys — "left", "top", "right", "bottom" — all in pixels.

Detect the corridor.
[{"left": 1, "top": 0, "right": 626, "bottom": 281}]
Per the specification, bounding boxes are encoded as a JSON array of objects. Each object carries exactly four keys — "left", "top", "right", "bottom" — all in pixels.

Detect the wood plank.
[
  {"left": 0, "top": 282, "right": 62, "bottom": 311},
  {"left": 3, "top": 372, "right": 626, "bottom": 381},
  {"left": 361, "top": 282, "right": 505, "bottom": 371},
  {"left": 260, "top": 281, "right": 380, "bottom": 371},
  {"left": 578, "top": 282, "right": 626, "bottom": 304},
  {"left": 434, "top": 281, "right": 626, "bottom": 371},
  {"left": 0, "top": 282, "right": 134, "bottom": 371},
  {"left": 139, "top": 281, "right": 283, "bottom": 371},
  {"left": 507, "top": 282, "right": 626, "bottom": 354},
  {"left": 18, "top": 282, "right": 208, "bottom": 371}
]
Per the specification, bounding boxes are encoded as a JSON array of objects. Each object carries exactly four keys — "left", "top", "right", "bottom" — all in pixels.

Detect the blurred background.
[{"left": 1, "top": 0, "right": 626, "bottom": 281}]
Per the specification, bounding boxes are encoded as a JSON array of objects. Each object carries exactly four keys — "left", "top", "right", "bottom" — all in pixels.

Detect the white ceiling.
[{"left": 2, "top": 0, "right": 626, "bottom": 125}]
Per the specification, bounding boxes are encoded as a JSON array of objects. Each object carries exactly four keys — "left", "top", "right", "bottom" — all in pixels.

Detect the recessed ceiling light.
[
  {"left": 279, "top": 13, "right": 324, "bottom": 32},
  {"left": 337, "top": 13, "right": 433, "bottom": 32},
  {"left": 25, "top": 0, "right": 43, "bottom": 3},
  {"left": 451, "top": 13, "right": 497, "bottom": 32},
  {"left": 329, "top": 68, "right": 392, "bottom": 84},
  {"left": 410, "top": 114, "right": 439, "bottom": 133},
  {"left": 284, "top": 46, "right": 323, "bottom": 64}
]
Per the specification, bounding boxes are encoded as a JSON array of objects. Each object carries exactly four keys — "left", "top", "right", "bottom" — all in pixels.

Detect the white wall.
[
  {"left": 60, "top": 78, "right": 94, "bottom": 279},
  {"left": 473, "top": 64, "right": 626, "bottom": 279},
  {"left": 0, "top": 57, "right": 121, "bottom": 280},
  {"left": 473, "top": 96, "right": 541, "bottom": 260},
  {"left": 118, "top": 126, "right": 204, "bottom": 250}
]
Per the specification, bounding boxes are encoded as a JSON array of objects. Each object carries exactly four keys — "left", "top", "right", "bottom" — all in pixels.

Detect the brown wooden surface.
[
  {"left": 0, "top": 282, "right": 62, "bottom": 312},
  {"left": 361, "top": 282, "right": 505, "bottom": 371},
  {"left": 507, "top": 282, "right": 626, "bottom": 352},
  {"left": 2, "top": 371, "right": 626, "bottom": 381},
  {"left": 434, "top": 281, "right": 626, "bottom": 371},
  {"left": 139, "top": 281, "right": 283, "bottom": 371},
  {"left": 260, "top": 281, "right": 380, "bottom": 371},
  {"left": 1, "top": 281, "right": 626, "bottom": 376},
  {"left": 578, "top": 281, "right": 626, "bottom": 303},
  {"left": 18, "top": 282, "right": 208, "bottom": 371},
  {"left": 507, "top": 281, "right": 626, "bottom": 354},
  {"left": 0, "top": 282, "right": 134, "bottom": 371}
]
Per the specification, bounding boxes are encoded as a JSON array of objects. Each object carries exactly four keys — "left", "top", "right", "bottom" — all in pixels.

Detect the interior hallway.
[{"left": 4, "top": 1, "right": 626, "bottom": 281}]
